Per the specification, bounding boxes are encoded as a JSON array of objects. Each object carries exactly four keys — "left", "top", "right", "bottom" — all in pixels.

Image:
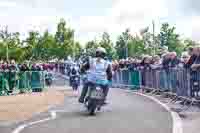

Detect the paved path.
[
  {"left": 20, "top": 88, "right": 173, "bottom": 133},
  {"left": 0, "top": 74, "right": 173, "bottom": 133}
]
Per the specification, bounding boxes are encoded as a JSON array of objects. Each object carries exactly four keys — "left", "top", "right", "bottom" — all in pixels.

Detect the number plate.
[{"left": 91, "top": 89, "right": 104, "bottom": 99}]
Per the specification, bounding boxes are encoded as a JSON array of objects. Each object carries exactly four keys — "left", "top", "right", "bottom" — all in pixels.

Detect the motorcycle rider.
[
  {"left": 78, "top": 47, "right": 112, "bottom": 104},
  {"left": 45, "top": 68, "right": 53, "bottom": 87},
  {"left": 69, "top": 63, "right": 80, "bottom": 87}
]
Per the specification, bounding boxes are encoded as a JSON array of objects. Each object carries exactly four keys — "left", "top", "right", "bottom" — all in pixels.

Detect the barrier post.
[
  {"left": 130, "top": 70, "right": 140, "bottom": 90},
  {"left": 31, "top": 71, "right": 45, "bottom": 92}
]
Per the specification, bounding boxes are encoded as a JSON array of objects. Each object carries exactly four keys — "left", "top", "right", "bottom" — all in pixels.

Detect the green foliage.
[
  {"left": 183, "top": 39, "right": 199, "bottom": 50},
  {"left": 37, "top": 30, "right": 56, "bottom": 60},
  {"left": 0, "top": 27, "right": 24, "bottom": 62},
  {"left": 73, "top": 41, "right": 82, "bottom": 59},
  {"left": 0, "top": 18, "right": 80, "bottom": 62},
  {"left": 158, "top": 23, "right": 184, "bottom": 55},
  {"left": 54, "top": 18, "right": 75, "bottom": 59},
  {"left": 85, "top": 40, "right": 99, "bottom": 56},
  {"left": 115, "top": 29, "right": 132, "bottom": 59},
  {"left": 99, "top": 32, "right": 116, "bottom": 59},
  {"left": 128, "top": 36, "right": 145, "bottom": 57},
  {"left": 0, "top": 20, "right": 198, "bottom": 62},
  {"left": 84, "top": 32, "right": 117, "bottom": 59}
]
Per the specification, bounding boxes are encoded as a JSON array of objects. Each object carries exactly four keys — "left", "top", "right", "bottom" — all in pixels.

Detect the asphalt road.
[
  {"left": 0, "top": 74, "right": 173, "bottom": 133},
  {"left": 20, "top": 89, "right": 173, "bottom": 133}
]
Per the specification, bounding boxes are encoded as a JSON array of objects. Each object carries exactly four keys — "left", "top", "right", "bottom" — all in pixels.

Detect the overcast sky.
[{"left": 0, "top": 0, "right": 200, "bottom": 43}]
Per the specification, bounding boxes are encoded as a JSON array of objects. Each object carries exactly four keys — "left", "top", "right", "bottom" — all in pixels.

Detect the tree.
[
  {"left": 38, "top": 30, "right": 57, "bottom": 61},
  {"left": 0, "top": 19, "right": 198, "bottom": 62},
  {"left": 115, "top": 29, "right": 132, "bottom": 59},
  {"left": 99, "top": 32, "right": 116, "bottom": 59},
  {"left": 23, "top": 31, "right": 40, "bottom": 61},
  {"left": 141, "top": 32, "right": 155, "bottom": 55},
  {"left": 183, "top": 39, "right": 199, "bottom": 50},
  {"left": 73, "top": 41, "right": 82, "bottom": 59},
  {"left": 0, "top": 27, "right": 23, "bottom": 62},
  {"left": 55, "top": 18, "right": 75, "bottom": 59},
  {"left": 158, "top": 23, "right": 183, "bottom": 55},
  {"left": 0, "top": 27, "right": 11, "bottom": 61},
  {"left": 85, "top": 40, "right": 99, "bottom": 56},
  {"left": 128, "top": 36, "right": 145, "bottom": 57},
  {"left": 8, "top": 32, "right": 26, "bottom": 62}
]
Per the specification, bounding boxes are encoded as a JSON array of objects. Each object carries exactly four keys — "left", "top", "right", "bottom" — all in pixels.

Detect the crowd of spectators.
[
  {"left": 0, "top": 60, "right": 56, "bottom": 72},
  {"left": 112, "top": 46, "right": 200, "bottom": 71},
  {"left": 112, "top": 46, "right": 200, "bottom": 98}
]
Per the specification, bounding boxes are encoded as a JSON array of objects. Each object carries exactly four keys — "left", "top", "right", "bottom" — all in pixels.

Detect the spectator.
[
  {"left": 162, "top": 52, "right": 171, "bottom": 69},
  {"left": 151, "top": 55, "right": 162, "bottom": 69},
  {"left": 128, "top": 58, "right": 138, "bottom": 70},
  {"left": 2, "top": 61, "right": 9, "bottom": 71},
  {"left": 112, "top": 60, "right": 119, "bottom": 71},
  {"left": 31, "top": 64, "right": 38, "bottom": 71},
  {"left": 185, "top": 47, "right": 198, "bottom": 69},
  {"left": 119, "top": 59, "right": 126, "bottom": 69},
  {"left": 169, "top": 52, "right": 181, "bottom": 68},
  {"left": 9, "top": 59, "right": 18, "bottom": 71},
  {"left": 191, "top": 46, "right": 200, "bottom": 71},
  {"left": 179, "top": 52, "right": 190, "bottom": 68},
  {"left": 19, "top": 64, "right": 29, "bottom": 71},
  {"left": 0, "top": 59, "right": 3, "bottom": 64},
  {"left": 140, "top": 55, "right": 152, "bottom": 69},
  {"left": 189, "top": 46, "right": 200, "bottom": 97}
]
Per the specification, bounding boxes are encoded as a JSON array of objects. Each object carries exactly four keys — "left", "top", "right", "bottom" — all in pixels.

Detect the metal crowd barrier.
[
  {"left": 112, "top": 69, "right": 141, "bottom": 90},
  {"left": 112, "top": 68, "right": 200, "bottom": 99},
  {"left": 0, "top": 71, "right": 45, "bottom": 95}
]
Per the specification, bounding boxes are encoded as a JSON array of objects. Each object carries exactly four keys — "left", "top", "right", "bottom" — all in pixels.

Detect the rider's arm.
[
  {"left": 80, "top": 60, "right": 90, "bottom": 73},
  {"left": 106, "top": 64, "right": 112, "bottom": 81}
]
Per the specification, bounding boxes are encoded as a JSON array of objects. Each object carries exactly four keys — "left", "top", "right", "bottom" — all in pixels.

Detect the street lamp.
[
  {"left": 125, "top": 28, "right": 130, "bottom": 59},
  {"left": 125, "top": 40, "right": 129, "bottom": 59},
  {"left": 6, "top": 41, "right": 8, "bottom": 62},
  {"left": 139, "top": 20, "right": 156, "bottom": 56},
  {"left": 152, "top": 20, "right": 156, "bottom": 56}
]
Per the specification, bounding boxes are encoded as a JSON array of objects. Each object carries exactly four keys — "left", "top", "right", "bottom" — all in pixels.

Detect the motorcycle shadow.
[{"left": 57, "top": 110, "right": 102, "bottom": 119}]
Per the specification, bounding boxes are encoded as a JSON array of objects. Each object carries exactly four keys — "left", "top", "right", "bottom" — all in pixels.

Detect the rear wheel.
[{"left": 88, "top": 100, "right": 96, "bottom": 115}]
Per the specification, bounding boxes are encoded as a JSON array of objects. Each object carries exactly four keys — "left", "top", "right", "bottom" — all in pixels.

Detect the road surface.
[
  {"left": 21, "top": 90, "right": 173, "bottom": 133},
  {"left": 1, "top": 74, "right": 173, "bottom": 133}
]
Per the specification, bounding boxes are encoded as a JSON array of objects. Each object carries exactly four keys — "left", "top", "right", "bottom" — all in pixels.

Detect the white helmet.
[{"left": 96, "top": 47, "right": 106, "bottom": 54}]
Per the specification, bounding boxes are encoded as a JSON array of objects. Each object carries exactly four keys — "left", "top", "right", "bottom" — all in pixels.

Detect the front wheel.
[{"left": 72, "top": 83, "right": 78, "bottom": 91}]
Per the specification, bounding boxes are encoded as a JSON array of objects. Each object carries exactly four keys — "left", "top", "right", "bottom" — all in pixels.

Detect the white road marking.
[
  {"left": 51, "top": 111, "right": 56, "bottom": 119},
  {"left": 124, "top": 90, "right": 183, "bottom": 133},
  {"left": 50, "top": 110, "right": 71, "bottom": 113},
  {"left": 12, "top": 111, "right": 56, "bottom": 133}
]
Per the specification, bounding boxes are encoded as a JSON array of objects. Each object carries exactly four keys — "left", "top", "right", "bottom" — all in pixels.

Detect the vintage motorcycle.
[
  {"left": 70, "top": 75, "right": 80, "bottom": 91},
  {"left": 84, "top": 80, "right": 109, "bottom": 115},
  {"left": 45, "top": 72, "right": 53, "bottom": 86}
]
